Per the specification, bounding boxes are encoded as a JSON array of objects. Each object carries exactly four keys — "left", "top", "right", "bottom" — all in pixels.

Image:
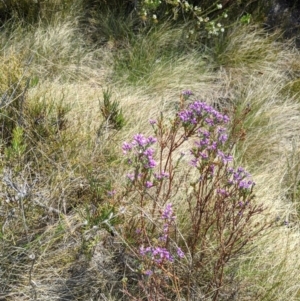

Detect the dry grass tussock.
[
  {"left": 0, "top": 19, "right": 111, "bottom": 82},
  {"left": 1, "top": 21, "right": 300, "bottom": 300}
]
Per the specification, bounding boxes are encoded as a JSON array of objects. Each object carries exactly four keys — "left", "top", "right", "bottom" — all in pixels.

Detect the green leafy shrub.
[
  {"left": 99, "top": 88, "right": 126, "bottom": 131},
  {"left": 0, "top": 53, "right": 28, "bottom": 147}
]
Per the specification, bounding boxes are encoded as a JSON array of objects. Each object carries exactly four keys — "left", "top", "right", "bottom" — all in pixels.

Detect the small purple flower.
[
  {"left": 237, "top": 167, "right": 245, "bottom": 173},
  {"left": 182, "top": 90, "right": 193, "bottom": 96},
  {"left": 140, "top": 246, "right": 174, "bottom": 263},
  {"left": 144, "top": 270, "right": 153, "bottom": 276},
  {"left": 133, "top": 134, "right": 148, "bottom": 146},
  {"left": 122, "top": 142, "right": 132, "bottom": 154},
  {"left": 126, "top": 173, "right": 134, "bottom": 181},
  {"left": 208, "top": 141, "right": 217, "bottom": 150},
  {"left": 152, "top": 247, "right": 174, "bottom": 263},
  {"left": 159, "top": 234, "right": 168, "bottom": 242},
  {"left": 154, "top": 172, "right": 169, "bottom": 180},
  {"left": 177, "top": 247, "right": 185, "bottom": 258},
  {"left": 205, "top": 117, "right": 214, "bottom": 126},
  {"left": 233, "top": 172, "right": 242, "bottom": 181},
  {"left": 198, "top": 129, "right": 210, "bottom": 138},
  {"left": 190, "top": 158, "right": 198, "bottom": 167},
  {"left": 217, "top": 127, "right": 226, "bottom": 133},
  {"left": 200, "top": 152, "right": 208, "bottom": 160},
  {"left": 154, "top": 172, "right": 162, "bottom": 180},
  {"left": 227, "top": 167, "right": 254, "bottom": 190},
  {"left": 238, "top": 180, "right": 253, "bottom": 189},
  {"left": 107, "top": 190, "right": 116, "bottom": 197},
  {"left": 147, "top": 136, "right": 157, "bottom": 144},
  {"left": 209, "top": 164, "right": 215, "bottom": 175},
  {"left": 227, "top": 167, "right": 234, "bottom": 173},
  {"left": 223, "top": 115, "right": 230, "bottom": 123},
  {"left": 217, "top": 188, "right": 229, "bottom": 196},
  {"left": 145, "top": 181, "right": 153, "bottom": 188},
  {"left": 217, "top": 150, "right": 233, "bottom": 164},
  {"left": 178, "top": 110, "right": 190, "bottom": 123},
  {"left": 162, "top": 204, "right": 175, "bottom": 221},
  {"left": 145, "top": 158, "right": 157, "bottom": 169},
  {"left": 161, "top": 172, "right": 169, "bottom": 178},
  {"left": 218, "top": 133, "right": 228, "bottom": 144},
  {"left": 140, "top": 245, "right": 151, "bottom": 256},
  {"left": 178, "top": 101, "right": 229, "bottom": 127},
  {"left": 143, "top": 148, "right": 155, "bottom": 156},
  {"left": 196, "top": 138, "right": 210, "bottom": 147},
  {"left": 149, "top": 119, "right": 157, "bottom": 125}
]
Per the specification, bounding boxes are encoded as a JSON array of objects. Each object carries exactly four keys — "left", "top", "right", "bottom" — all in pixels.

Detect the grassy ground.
[{"left": 1, "top": 3, "right": 300, "bottom": 300}]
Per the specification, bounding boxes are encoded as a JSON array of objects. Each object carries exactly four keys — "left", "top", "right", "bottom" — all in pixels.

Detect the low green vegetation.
[{"left": 1, "top": 1, "right": 300, "bottom": 300}]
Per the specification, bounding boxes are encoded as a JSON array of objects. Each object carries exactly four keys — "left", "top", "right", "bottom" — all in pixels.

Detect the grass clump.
[{"left": 0, "top": 0, "right": 81, "bottom": 25}]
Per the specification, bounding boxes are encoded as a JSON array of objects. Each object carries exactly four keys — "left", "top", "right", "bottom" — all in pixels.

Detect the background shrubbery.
[{"left": 1, "top": 1, "right": 300, "bottom": 300}]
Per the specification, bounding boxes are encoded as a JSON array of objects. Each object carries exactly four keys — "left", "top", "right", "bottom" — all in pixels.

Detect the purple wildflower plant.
[{"left": 120, "top": 95, "right": 264, "bottom": 299}]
